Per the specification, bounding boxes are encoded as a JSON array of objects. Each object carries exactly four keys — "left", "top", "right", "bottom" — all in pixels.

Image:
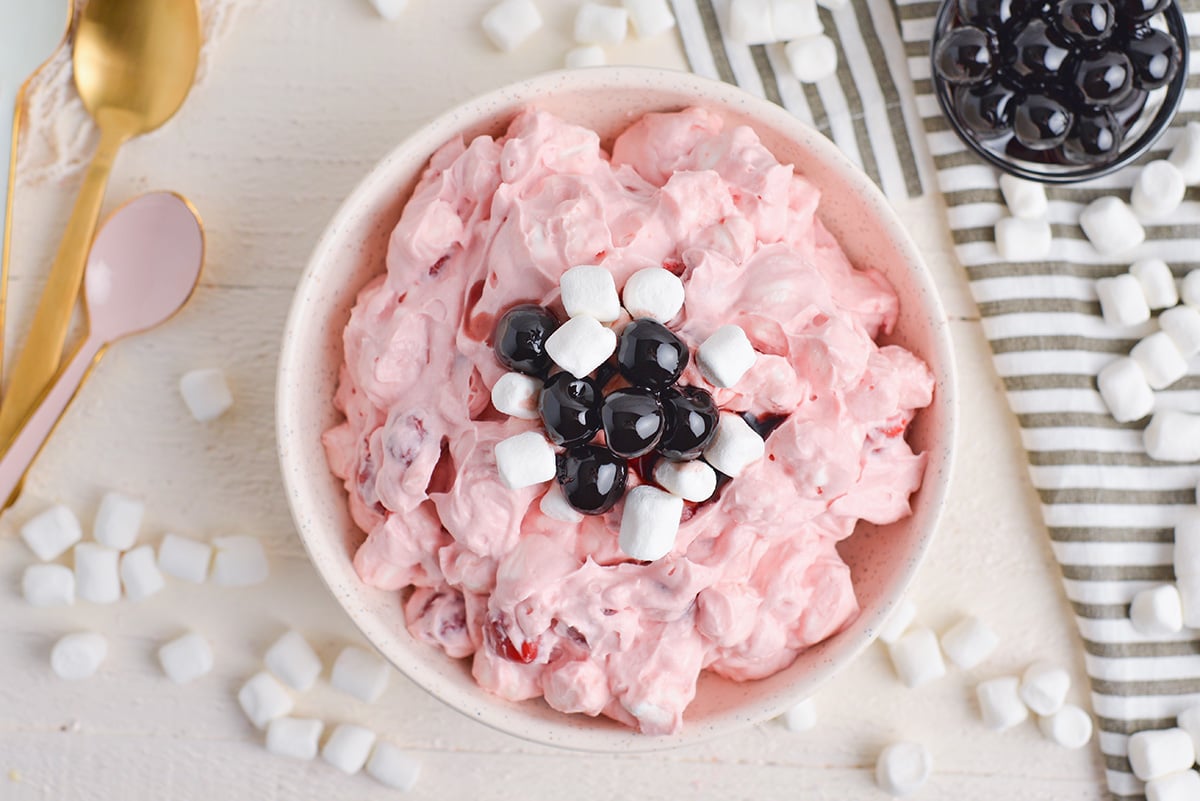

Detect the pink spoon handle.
[{"left": 0, "top": 335, "right": 104, "bottom": 505}]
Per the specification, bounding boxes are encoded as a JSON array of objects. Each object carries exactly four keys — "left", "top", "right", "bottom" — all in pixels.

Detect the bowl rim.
[{"left": 276, "top": 65, "right": 959, "bottom": 752}]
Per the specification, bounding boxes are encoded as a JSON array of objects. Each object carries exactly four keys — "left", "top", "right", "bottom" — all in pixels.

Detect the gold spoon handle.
[{"left": 0, "top": 123, "right": 126, "bottom": 443}]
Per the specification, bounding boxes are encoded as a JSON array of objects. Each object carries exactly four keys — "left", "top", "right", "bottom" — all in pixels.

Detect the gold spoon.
[{"left": 0, "top": 0, "right": 201, "bottom": 443}]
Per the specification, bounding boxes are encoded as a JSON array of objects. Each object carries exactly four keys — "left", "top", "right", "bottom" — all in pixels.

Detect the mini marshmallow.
[
  {"left": 703, "top": 413, "right": 765, "bottom": 477},
  {"left": 877, "top": 598, "right": 917, "bottom": 645},
  {"left": 1131, "top": 331, "right": 1189, "bottom": 390},
  {"left": 888, "top": 627, "right": 946, "bottom": 688},
  {"left": 619, "top": 485, "right": 683, "bottom": 562},
  {"left": 561, "top": 265, "right": 621, "bottom": 322},
  {"left": 73, "top": 543, "right": 120, "bottom": 604},
  {"left": 939, "top": 616, "right": 998, "bottom": 670},
  {"left": 622, "top": 267, "right": 685, "bottom": 323},
  {"left": 772, "top": 0, "right": 822, "bottom": 39},
  {"left": 1131, "top": 584, "right": 1184, "bottom": 636},
  {"left": 481, "top": 0, "right": 543, "bottom": 52},
  {"left": 238, "top": 671, "right": 294, "bottom": 729},
  {"left": 157, "top": 533, "right": 212, "bottom": 583},
  {"left": 1144, "top": 410, "right": 1200, "bottom": 462},
  {"left": 698, "top": 325, "right": 757, "bottom": 388},
  {"left": 322, "top": 724, "right": 377, "bottom": 775},
  {"left": 1095, "top": 273, "right": 1152, "bottom": 328},
  {"left": 994, "top": 216, "right": 1052, "bottom": 262},
  {"left": 976, "top": 676, "right": 1029, "bottom": 731},
  {"left": 1170, "top": 122, "right": 1200, "bottom": 184},
  {"left": 623, "top": 0, "right": 675, "bottom": 38},
  {"left": 264, "top": 630, "right": 323, "bottom": 691},
  {"left": 92, "top": 492, "right": 144, "bottom": 550},
  {"left": 1080, "top": 196, "right": 1145, "bottom": 255},
  {"left": 1147, "top": 771, "right": 1200, "bottom": 801},
  {"left": 564, "top": 45, "right": 606, "bottom": 68},
  {"left": 494, "top": 431, "right": 557, "bottom": 490},
  {"left": 180, "top": 368, "right": 233, "bottom": 422},
  {"left": 1160, "top": 305, "right": 1200, "bottom": 358},
  {"left": 574, "top": 2, "right": 629, "bottom": 45},
  {"left": 654, "top": 459, "right": 717, "bottom": 502},
  {"left": 1183, "top": 270, "right": 1200, "bottom": 307},
  {"left": 999, "top": 173, "right": 1048, "bottom": 220},
  {"left": 211, "top": 536, "right": 270, "bottom": 587},
  {"left": 491, "top": 372, "right": 541, "bottom": 419},
  {"left": 784, "top": 35, "right": 838, "bottom": 84},
  {"left": 367, "top": 0, "right": 407, "bottom": 20},
  {"left": 366, "top": 741, "right": 422, "bottom": 791},
  {"left": 729, "top": 0, "right": 775, "bottom": 44},
  {"left": 22, "top": 564, "right": 75, "bottom": 607},
  {"left": 1039, "top": 704, "right": 1094, "bottom": 750},
  {"left": 875, "top": 741, "right": 931, "bottom": 797},
  {"left": 331, "top": 646, "right": 390, "bottom": 703},
  {"left": 1019, "top": 661, "right": 1070, "bottom": 716},
  {"left": 782, "top": 698, "right": 817, "bottom": 732},
  {"left": 20, "top": 505, "right": 82, "bottom": 561},
  {"left": 50, "top": 632, "right": 107, "bottom": 680},
  {"left": 1129, "top": 728, "right": 1196, "bottom": 781},
  {"left": 545, "top": 315, "right": 618, "bottom": 378},
  {"left": 1177, "top": 704, "right": 1200, "bottom": 754},
  {"left": 1097, "top": 357, "right": 1154, "bottom": 423},
  {"left": 1131, "top": 259, "right": 1180, "bottom": 309},
  {"left": 119, "top": 545, "right": 164, "bottom": 601},
  {"left": 158, "top": 631, "right": 214, "bottom": 684},
  {"left": 1133, "top": 160, "right": 1187, "bottom": 220},
  {"left": 266, "top": 717, "right": 324, "bottom": 761},
  {"left": 540, "top": 483, "right": 583, "bottom": 523}
]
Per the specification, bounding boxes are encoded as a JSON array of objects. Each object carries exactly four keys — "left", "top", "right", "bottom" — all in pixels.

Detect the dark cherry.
[
  {"left": 556, "top": 445, "right": 628, "bottom": 515},
  {"left": 493, "top": 305, "right": 559, "bottom": 376},
  {"left": 1053, "top": 0, "right": 1115, "bottom": 40},
  {"left": 953, "top": 82, "right": 1020, "bottom": 140},
  {"left": 934, "top": 26, "right": 996, "bottom": 85},
  {"left": 600, "top": 388, "right": 665, "bottom": 459},
  {"left": 1008, "top": 19, "right": 1072, "bottom": 83},
  {"left": 1013, "top": 93, "right": 1073, "bottom": 149},
  {"left": 1116, "top": 0, "right": 1170, "bottom": 22},
  {"left": 1125, "top": 27, "right": 1182, "bottom": 90},
  {"left": 658, "top": 387, "right": 719, "bottom": 460},
  {"left": 1071, "top": 50, "right": 1133, "bottom": 106},
  {"left": 1061, "top": 107, "right": 1124, "bottom": 164},
  {"left": 539, "top": 373, "right": 601, "bottom": 446},
  {"left": 739, "top": 412, "right": 789, "bottom": 440},
  {"left": 615, "top": 319, "right": 689, "bottom": 391},
  {"left": 956, "top": 0, "right": 1033, "bottom": 30}
]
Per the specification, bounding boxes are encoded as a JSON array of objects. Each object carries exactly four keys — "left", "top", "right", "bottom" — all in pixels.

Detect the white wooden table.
[{"left": 0, "top": 1, "right": 1110, "bottom": 798}]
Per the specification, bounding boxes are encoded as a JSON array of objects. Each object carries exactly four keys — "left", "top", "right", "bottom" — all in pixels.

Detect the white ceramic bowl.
[{"left": 277, "top": 67, "right": 957, "bottom": 752}]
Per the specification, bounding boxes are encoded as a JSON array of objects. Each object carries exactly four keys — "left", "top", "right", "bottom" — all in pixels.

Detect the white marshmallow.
[
  {"left": 367, "top": 0, "right": 408, "bottom": 20},
  {"left": 366, "top": 741, "right": 421, "bottom": 791},
  {"left": 264, "top": 630, "right": 323, "bottom": 691},
  {"left": 119, "top": 545, "right": 165, "bottom": 602},
  {"left": 20, "top": 505, "right": 82, "bottom": 561},
  {"left": 999, "top": 173, "right": 1048, "bottom": 220},
  {"left": 1080, "top": 196, "right": 1145, "bottom": 255},
  {"left": 654, "top": 459, "right": 717, "bottom": 502},
  {"left": 976, "top": 676, "right": 1029, "bottom": 730},
  {"left": 561, "top": 265, "right": 621, "bottom": 322},
  {"left": 564, "top": 45, "right": 606, "bottom": 68},
  {"left": 622, "top": 267, "right": 685, "bottom": 323},
  {"left": 322, "top": 723, "right": 377, "bottom": 774},
  {"left": 238, "top": 671, "right": 294, "bottom": 729},
  {"left": 73, "top": 543, "right": 121, "bottom": 604},
  {"left": 1182, "top": 511, "right": 1200, "bottom": 580},
  {"left": 1129, "top": 728, "right": 1196, "bottom": 781},
  {"left": 877, "top": 598, "right": 917, "bottom": 645},
  {"left": 1177, "top": 704, "right": 1200, "bottom": 754},
  {"left": 179, "top": 368, "right": 233, "bottom": 422},
  {"left": 1039, "top": 704, "right": 1094, "bottom": 750},
  {"left": 782, "top": 698, "right": 817, "bottom": 732},
  {"left": 875, "top": 741, "right": 931, "bottom": 797},
  {"left": 539, "top": 483, "right": 583, "bottom": 523},
  {"left": 1131, "top": 259, "right": 1180, "bottom": 309},
  {"left": 1144, "top": 411, "right": 1200, "bottom": 462},
  {"left": 772, "top": 0, "right": 822, "bottom": 39},
  {"left": 888, "top": 627, "right": 946, "bottom": 688},
  {"left": 623, "top": 0, "right": 675, "bottom": 38},
  {"left": 1177, "top": 575, "right": 1200, "bottom": 628},
  {"left": 494, "top": 431, "right": 557, "bottom": 490},
  {"left": 729, "top": 0, "right": 775, "bottom": 44},
  {"left": 1096, "top": 273, "right": 1152, "bottom": 328},
  {"left": 1170, "top": 122, "right": 1200, "bottom": 184},
  {"left": 50, "top": 632, "right": 107, "bottom": 680},
  {"left": 92, "top": 492, "right": 144, "bottom": 551},
  {"left": 157, "top": 533, "right": 212, "bottom": 583},
  {"left": 22, "top": 564, "right": 75, "bottom": 607},
  {"left": 481, "top": 0, "right": 543, "bottom": 52},
  {"left": 1160, "top": 305, "right": 1200, "bottom": 357},
  {"left": 784, "top": 35, "right": 838, "bottom": 84},
  {"left": 1131, "top": 584, "right": 1184, "bottom": 636},
  {"left": 939, "top": 616, "right": 998, "bottom": 670},
  {"left": 545, "top": 315, "right": 618, "bottom": 378},
  {"left": 1097, "top": 357, "right": 1155, "bottom": 423},
  {"left": 698, "top": 325, "right": 757, "bottom": 388},
  {"left": 211, "top": 536, "right": 270, "bottom": 587},
  {"left": 1019, "top": 661, "right": 1070, "bottom": 716},
  {"left": 574, "top": 2, "right": 628, "bottom": 45},
  {"left": 1147, "top": 770, "right": 1200, "bottom": 801},
  {"left": 331, "top": 645, "right": 390, "bottom": 703},
  {"left": 1131, "top": 331, "right": 1189, "bottom": 390},
  {"left": 1183, "top": 270, "right": 1200, "bottom": 307},
  {"left": 1133, "top": 160, "right": 1187, "bottom": 220},
  {"left": 994, "top": 216, "right": 1052, "bottom": 262},
  {"left": 266, "top": 717, "right": 324, "bottom": 761},
  {"left": 158, "top": 631, "right": 214, "bottom": 684},
  {"left": 703, "top": 413, "right": 765, "bottom": 477},
  {"left": 619, "top": 485, "right": 683, "bottom": 562},
  {"left": 491, "top": 372, "right": 541, "bottom": 420}
]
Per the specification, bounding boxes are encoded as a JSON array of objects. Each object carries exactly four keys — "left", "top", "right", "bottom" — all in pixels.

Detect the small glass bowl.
[{"left": 931, "top": 0, "right": 1190, "bottom": 184}]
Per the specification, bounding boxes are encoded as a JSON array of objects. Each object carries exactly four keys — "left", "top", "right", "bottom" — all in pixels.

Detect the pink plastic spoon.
[{"left": 0, "top": 191, "right": 204, "bottom": 507}]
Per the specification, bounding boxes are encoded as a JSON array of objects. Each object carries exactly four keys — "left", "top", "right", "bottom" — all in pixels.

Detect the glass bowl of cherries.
[{"left": 931, "top": 0, "right": 1189, "bottom": 182}]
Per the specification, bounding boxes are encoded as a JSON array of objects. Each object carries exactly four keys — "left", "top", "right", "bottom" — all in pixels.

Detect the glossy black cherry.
[
  {"left": 556, "top": 445, "right": 628, "bottom": 515},
  {"left": 615, "top": 319, "right": 689, "bottom": 391},
  {"left": 1117, "top": 0, "right": 1170, "bottom": 22},
  {"left": 1071, "top": 50, "right": 1133, "bottom": 105},
  {"left": 1053, "top": 0, "right": 1115, "bottom": 40},
  {"left": 954, "top": 82, "right": 1020, "bottom": 140},
  {"left": 600, "top": 388, "right": 665, "bottom": 459},
  {"left": 493, "top": 305, "right": 559, "bottom": 376},
  {"left": 1061, "top": 107, "right": 1123, "bottom": 164},
  {"left": 539, "top": 373, "right": 601, "bottom": 446},
  {"left": 658, "top": 387, "right": 719, "bottom": 461},
  {"left": 934, "top": 26, "right": 996, "bottom": 85},
  {"left": 1125, "top": 27, "right": 1182, "bottom": 90},
  {"left": 956, "top": 0, "right": 1032, "bottom": 30},
  {"left": 1009, "top": 19, "right": 1071, "bottom": 84},
  {"left": 1013, "top": 93, "right": 1072, "bottom": 149}
]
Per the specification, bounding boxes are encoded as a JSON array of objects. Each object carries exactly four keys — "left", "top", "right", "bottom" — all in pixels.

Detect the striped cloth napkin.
[{"left": 672, "top": 0, "right": 1200, "bottom": 798}]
